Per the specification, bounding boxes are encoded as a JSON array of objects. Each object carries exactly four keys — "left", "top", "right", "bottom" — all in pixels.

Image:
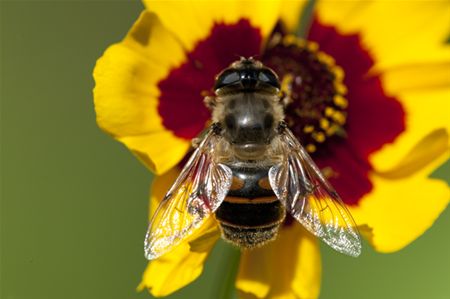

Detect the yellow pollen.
[
  {"left": 332, "top": 65, "right": 344, "bottom": 81},
  {"left": 283, "top": 35, "right": 298, "bottom": 46},
  {"left": 306, "top": 41, "right": 319, "bottom": 52},
  {"left": 317, "top": 52, "right": 335, "bottom": 66},
  {"left": 280, "top": 73, "right": 294, "bottom": 97},
  {"left": 303, "top": 125, "right": 314, "bottom": 133},
  {"left": 326, "top": 125, "right": 339, "bottom": 136},
  {"left": 320, "top": 118, "right": 330, "bottom": 130},
  {"left": 331, "top": 112, "right": 347, "bottom": 125},
  {"left": 325, "top": 107, "right": 335, "bottom": 117},
  {"left": 312, "top": 132, "right": 326, "bottom": 143},
  {"left": 306, "top": 144, "right": 316, "bottom": 153},
  {"left": 333, "top": 95, "right": 348, "bottom": 108},
  {"left": 334, "top": 82, "right": 348, "bottom": 95}
]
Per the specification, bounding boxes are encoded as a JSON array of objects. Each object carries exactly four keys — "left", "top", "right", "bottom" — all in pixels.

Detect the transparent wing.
[
  {"left": 269, "top": 128, "right": 362, "bottom": 257},
  {"left": 144, "top": 130, "right": 232, "bottom": 260}
]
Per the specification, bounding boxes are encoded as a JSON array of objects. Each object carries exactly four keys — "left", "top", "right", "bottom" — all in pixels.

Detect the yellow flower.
[{"left": 93, "top": 0, "right": 450, "bottom": 298}]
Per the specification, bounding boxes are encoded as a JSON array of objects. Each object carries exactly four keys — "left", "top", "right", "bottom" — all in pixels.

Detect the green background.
[{"left": 1, "top": 1, "right": 449, "bottom": 299}]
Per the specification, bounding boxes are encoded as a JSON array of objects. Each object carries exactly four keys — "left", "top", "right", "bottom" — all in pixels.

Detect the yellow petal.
[
  {"left": 370, "top": 89, "right": 450, "bottom": 173},
  {"left": 349, "top": 151, "right": 450, "bottom": 253},
  {"left": 93, "top": 11, "right": 189, "bottom": 174},
  {"left": 370, "top": 48, "right": 450, "bottom": 173},
  {"left": 374, "top": 129, "right": 449, "bottom": 179},
  {"left": 138, "top": 216, "right": 220, "bottom": 296},
  {"left": 236, "top": 223, "right": 321, "bottom": 299},
  {"left": 315, "top": 0, "right": 450, "bottom": 70},
  {"left": 143, "top": 0, "right": 282, "bottom": 51},
  {"left": 119, "top": 133, "right": 189, "bottom": 176},
  {"left": 139, "top": 169, "right": 221, "bottom": 296},
  {"left": 380, "top": 46, "right": 450, "bottom": 93}
]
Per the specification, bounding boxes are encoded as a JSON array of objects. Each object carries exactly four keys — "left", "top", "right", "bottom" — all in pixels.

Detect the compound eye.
[
  {"left": 214, "top": 70, "right": 240, "bottom": 90},
  {"left": 258, "top": 69, "right": 280, "bottom": 89},
  {"left": 221, "top": 71, "right": 240, "bottom": 84}
]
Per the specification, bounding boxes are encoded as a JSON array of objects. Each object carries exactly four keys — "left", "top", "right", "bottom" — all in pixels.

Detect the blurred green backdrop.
[{"left": 1, "top": 1, "right": 449, "bottom": 299}]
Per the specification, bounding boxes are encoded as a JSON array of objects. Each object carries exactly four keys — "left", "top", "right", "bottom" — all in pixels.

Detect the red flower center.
[
  {"left": 157, "top": 18, "right": 405, "bottom": 206},
  {"left": 262, "top": 34, "right": 348, "bottom": 154},
  {"left": 305, "top": 17, "right": 405, "bottom": 205}
]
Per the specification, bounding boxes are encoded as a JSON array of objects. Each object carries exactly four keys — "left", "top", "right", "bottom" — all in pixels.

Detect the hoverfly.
[{"left": 144, "top": 57, "right": 361, "bottom": 260}]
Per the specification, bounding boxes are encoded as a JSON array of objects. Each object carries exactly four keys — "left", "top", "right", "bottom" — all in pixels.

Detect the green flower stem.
[{"left": 217, "top": 242, "right": 241, "bottom": 299}]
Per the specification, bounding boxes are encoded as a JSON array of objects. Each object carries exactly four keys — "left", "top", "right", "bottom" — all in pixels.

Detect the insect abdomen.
[{"left": 215, "top": 165, "right": 285, "bottom": 248}]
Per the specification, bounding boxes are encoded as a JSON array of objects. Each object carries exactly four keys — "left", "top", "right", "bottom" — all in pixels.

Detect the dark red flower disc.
[
  {"left": 262, "top": 18, "right": 405, "bottom": 205},
  {"left": 308, "top": 17, "right": 406, "bottom": 205}
]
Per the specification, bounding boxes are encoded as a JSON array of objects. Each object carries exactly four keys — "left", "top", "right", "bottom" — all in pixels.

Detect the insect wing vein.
[
  {"left": 269, "top": 128, "right": 361, "bottom": 257},
  {"left": 144, "top": 131, "right": 232, "bottom": 260}
]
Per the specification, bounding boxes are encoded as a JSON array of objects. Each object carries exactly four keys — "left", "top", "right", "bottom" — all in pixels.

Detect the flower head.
[{"left": 93, "top": 0, "right": 450, "bottom": 298}]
